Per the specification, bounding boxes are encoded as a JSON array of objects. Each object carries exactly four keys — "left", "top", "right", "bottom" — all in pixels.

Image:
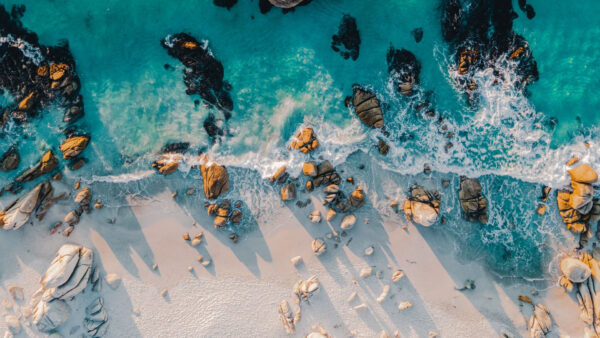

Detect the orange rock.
[
  {"left": 509, "top": 47, "right": 525, "bottom": 59},
  {"left": 49, "top": 63, "right": 69, "bottom": 81},
  {"left": 37, "top": 65, "right": 48, "bottom": 76},
  {"left": 289, "top": 127, "right": 319, "bottom": 153},
  {"left": 568, "top": 163, "right": 598, "bottom": 184},
  {"left": 18, "top": 92, "right": 35, "bottom": 111},
  {"left": 181, "top": 41, "right": 198, "bottom": 49},
  {"left": 518, "top": 295, "right": 532, "bottom": 303},
  {"left": 201, "top": 163, "right": 230, "bottom": 199},
  {"left": 59, "top": 136, "right": 90, "bottom": 160},
  {"left": 566, "top": 156, "right": 579, "bottom": 166}
]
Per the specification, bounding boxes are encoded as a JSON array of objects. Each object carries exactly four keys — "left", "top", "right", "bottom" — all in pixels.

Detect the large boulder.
[
  {"left": 59, "top": 135, "right": 90, "bottom": 160},
  {"left": 201, "top": 163, "right": 230, "bottom": 199},
  {"left": 41, "top": 244, "right": 93, "bottom": 299},
  {"left": 569, "top": 163, "right": 598, "bottom": 184},
  {"left": 15, "top": 150, "right": 58, "bottom": 183},
  {"left": 289, "top": 127, "right": 319, "bottom": 154},
  {"left": 570, "top": 181, "right": 594, "bottom": 214},
  {"left": 352, "top": 86, "right": 383, "bottom": 128},
  {"left": 560, "top": 257, "right": 591, "bottom": 283},
  {"left": 0, "top": 181, "right": 54, "bottom": 230},
  {"left": 458, "top": 177, "right": 488, "bottom": 223},
  {"left": 403, "top": 185, "right": 440, "bottom": 227}
]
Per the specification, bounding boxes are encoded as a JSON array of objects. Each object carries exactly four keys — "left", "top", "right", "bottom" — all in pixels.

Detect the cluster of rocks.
[
  {"left": 303, "top": 160, "right": 341, "bottom": 191},
  {"left": 277, "top": 275, "right": 319, "bottom": 334},
  {"left": 440, "top": 0, "right": 539, "bottom": 96},
  {"left": 458, "top": 177, "right": 489, "bottom": 223},
  {"left": 0, "top": 5, "right": 91, "bottom": 175},
  {"left": 29, "top": 244, "right": 102, "bottom": 333},
  {"left": 205, "top": 199, "right": 243, "bottom": 229},
  {"left": 402, "top": 185, "right": 441, "bottom": 227},
  {"left": 289, "top": 126, "right": 319, "bottom": 154},
  {"left": 331, "top": 15, "right": 360, "bottom": 61},
  {"left": 559, "top": 253, "right": 600, "bottom": 336},
  {"left": 556, "top": 162, "right": 600, "bottom": 234},
  {"left": 161, "top": 33, "right": 233, "bottom": 140},
  {"left": 386, "top": 47, "right": 421, "bottom": 96}
]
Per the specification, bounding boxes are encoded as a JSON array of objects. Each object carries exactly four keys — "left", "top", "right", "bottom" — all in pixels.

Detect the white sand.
[{"left": 0, "top": 164, "right": 584, "bottom": 337}]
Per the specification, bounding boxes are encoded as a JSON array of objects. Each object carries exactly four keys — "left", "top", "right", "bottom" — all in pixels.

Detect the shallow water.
[{"left": 0, "top": 0, "right": 598, "bottom": 278}]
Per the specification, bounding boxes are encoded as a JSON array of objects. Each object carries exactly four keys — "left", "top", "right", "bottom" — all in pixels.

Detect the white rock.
[
  {"left": 359, "top": 267, "right": 372, "bottom": 279},
  {"left": 323, "top": 184, "right": 340, "bottom": 194},
  {"left": 278, "top": 300, "right": 295, "bottom": 334},
  {"left": 42, "top": 244, "right": 83, "bottom": 289},
  {"left": 290, "top": 256, "right": 303, "bottom": 266},
  {"left": 49, "top": 246, "right": 93, "bottom": 300},
  {"left": 326, "top": 209, "right": 336, "bottom": 221},
  {"left": 560, "top": 257, "right": 591, "bottom": 283},
  {"left": 340, "top": 215, "right": 356, "bottom": 230},
  {"left": 32, "top": 299, "right": 71, "bottom": 332},
  {"left": 63, "top": 210, "right": 80, "bottom": 225},
  {"left": 376, "top": 285, "right": 391, "bottom": 303},
  {"left": 294, "top": 275, "right": 319, "bottom": 302},
  {"left": 398, "top": 301, "right": 413, "bottom": 310},
  {"left": 4, "top": 315, "right": 21, "bottom": 334},
  {"left": 312, "top": 238, "right": 326, "bottom": 256},
  {"left": 364, "top": 246, "right": 374, "bottom": 256},
  {"left": 392, "top": 270, "right": 405, "bottom": 282},
  {"left": 310, "top": 210, "right": 321, "bottom": 223},
  {"left": 0, "top": 182, "right": 53, "bottom": 230},
  {"left": 410, "top": 201, "right": 438, "bottom": 227},
  {"left": 105, "top": 273, "right": 122, "bottom": 290}
]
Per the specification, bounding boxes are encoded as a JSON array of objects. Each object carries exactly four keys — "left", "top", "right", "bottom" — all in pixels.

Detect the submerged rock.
[
  {"left": 458, "top": 177, "right": 488, "bottom": 224},
  {"left": 387, "top": 47, "right": 421, "bottom": 96},
  {"left": 0, "top": 181, "right": 54, "bottom": 230},
  {"left": 352, "top": 86, "right": 383, "bottom": 128},
  {"left": 201, "top": 163, "right": 230, "bottom": 199},
  {"left": 289, "top": 126, "right": 319, "bottom": 154},
  {"left": 331, "top": 14, "right": 360, "bottom": 61}
]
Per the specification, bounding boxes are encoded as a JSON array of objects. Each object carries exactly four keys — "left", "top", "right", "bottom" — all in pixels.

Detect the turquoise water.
[{"left": 1, "top": 0, "right": 598, "bottom": 278}]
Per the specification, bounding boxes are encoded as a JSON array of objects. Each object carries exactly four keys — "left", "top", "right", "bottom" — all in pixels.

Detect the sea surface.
[{"left": 1, "top": 0, "right": 599, "bottom": 279}]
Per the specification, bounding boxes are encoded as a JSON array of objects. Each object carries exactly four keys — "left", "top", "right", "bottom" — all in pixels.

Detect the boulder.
[
  {"left": 293, "top": 275, "right": 319, "bottom": 302},
  {"left": 32, "top": 299, "right": 71, "bottom": 332},
  {"left": 75, "top": 188, "right": 92, "bottom": 209},
  {"left": 458, "top": 177, "right": 488, "bottom": 223},
  {"left": 45, "top": 246, "right": 93, "bottom": 300},
  {"left": 18, "top": 92, "right": 36, "bottom": 111},
  {"left": 15, "top": 150, "right": 58, "bottom": 183},
  {"left": 313, "top": 161, "right": 341, "bottom": 187},
  {"left": 458, "top": 49, "right": 478, "bottom": 75},
  {"left": 326, "top": 209, "right": 336, "bottom": 221},
  {"left": 348, "top": 186, "right": 365, "bottom": 209},
  {"left": 105, "top": 273, "right": 122, "bottom": 290},
  {"left": 269, "top": 165, "right": 288, "bottom": 184},
  {"left": 289, "top": 127, "right": 319, "bottom": 154},
  {"left": 311, "top": 238, "right": 326, "bottom": 256},
  {"left": 310, "top": 210, "right": 321, "bottom": 223},
  {"left": 529, "top": 304, "right": 551, "bottom": 337},
  {"left": 278, "top": 300, "right": 298, "bottom": 334},
  {"left": 49, "top": 63, "right": 69, "bottom": 81},
  {"left": 302, "top": 161, "right": 318, "bottom": 177},
  {"left": 0, "top": 181, "right": 54, "bottom": 230},
  {"left": 352, "top": 86, "right": 383, "bottom": 128},
  {"left": 281, "top": 183, "right": 296, "bottom": 201},
  {"left": 570, "top": 181, "right": 594, "bottom": 214},
  {"left": 201, "top": 163, "right": 230, "bottom": 199},
  {"left": 403, "top": 185, "right": 440, "bottom": 226},
  {"left": 0, "top": 147, "right": 20, "bottom": 171},
  {"left": 59, "top": 135, "right": 90, "bottom": 160},
  {"left": 568, "top": 163, "right": 598, "bottom": 184},
  {"left": 152, "top": 153, "right": 181, "bottom": 175},
  {"left": 378, "top": 139, "right": 390, "bottom": 155},
  {"left": 560, "top": 257, "right": 591, "bottom": 283}
]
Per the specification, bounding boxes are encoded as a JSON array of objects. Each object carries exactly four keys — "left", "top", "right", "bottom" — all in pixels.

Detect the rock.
[
  {"left": 64, "top": 210, "right": 81, "bottom": 226},
  {"left": 310, "top": 210, "right": 321, "bottom": 223},
  {"left": 392, "top": 270, "right": 404, "bottom": 282},
  {"left": 529, "top": 304, "right": 551, "bottom": 337},
  {"left": 268, "top": 0, "right": 305, "bottom": 8},
  {"left": 213, "top": 0, "right": 238, "bottom": 10},
  {"left": 560, "top": 257, "right": 591, "bottom": 283},
  {"left": 359, "top": 267, "right": 372, "bottom": 278},
  {"left": 569, "top": 163, "right": 598, "bottom": 184},
  {"left": 152, "top": 154, "right": 181, "bottom": 175},
  {"left": 326, "top": 208, "right": 336, "bottom": 221},
  {"left": 566, "top": 156, "right": 580, "bottom": 166},
  {"left": 5, "top": 315, "right": 21, "bottom": 334},
  {"left": 351, "top": 86, "right": 383, "bottom": 128},
  {"left": 105, "top": 273, "right": 122, "bottom": 290},
  {"left": 269, "top": 165, "right": 288, "bottom": 184},
  {"left": 348, "top": 186, "right": 365, "bottom": 209},
  {"left": 311, "top": 238, "right": 326, "bottom": 256},
  {"left": 403, "top": 185, "right": 441, "bottom": 227},
  {"left": 540, "top": 186, "right": 551, "bottom": 202},
  {"left": 59, "top": 135, "right": 90, "bottom": 160},
  {"left": 230, "top": 209, "right": 242, "bottom": 224},
  {"left": 40, "top": 244, "right": 93, "bottom": 300},
  {"left": 15, "top": 150, "right": 58, "bottom": 183},
  {"left": 387, "top": 47, "right": 421, "bottom": 96},
  {"left": 84, "top": 297, "right": 109, "bottom": 337},
  {"left": 570, "top": 181, "right": 594, "bottom": 214},
  {"left": 290, "top": 256, "right": 302, "bottom": 266},
  {"left": 289, "top": 127, "right": 319, "bottom": 154},
  {"left": 18, "top": 92, "right": 36, "bottom": 111},
  {"left": 281, "top": 183, "right": 296, "bottom": 201},
  {"left": 278, "top": 300, "right": 297, "bottom": 334},
  {"left": 536, "top": 204, "right": 546, "bottom": 215},
  {"left": 411, "top": 27, "right": 424, "bottom": 43},
  {"left": 458, "top": 177, "right": 488, "bottom": 223},
  {"left": 0, "top": 147, "right": 20, "bottom": 172},
  {"left": 398, "top": 301, "right": 413, "bottom": 310},
  {"left": 293, "top": 275, "right": 319, "bottom": 302},
  {"left": 331, "top": 14, "right": 360, "bottom": 60},
  {"left": 32, "top": 299, "right": 71, "bottom": 332},
  {"left": 378, "top": 139, "right": 390, "bottom": 155},
  {"left": 302, "top": 161, "right": 318, "bottom": 177},
  {"left": 313, "top": 161, "right": 341, "bottom": 187},
  {"left": 8, "top": 286, "right": 24, "bottom": 301},
  {"left": 340, "top": 215, "right": 356, "bottom": 230},
  {"left": 364, "top": 246, "right": 374, "bottom": 256},
  {"left": 75, "top": 188, "right": 92, "bottom": 207},
  {"left": 518, "top": 295, "right": 532, "bottom": 303},
  {"left": 49, "top": 63, "right": 69, "bottom": 81},
  {"left": 306, "top": 180, "right": 314, "bottom": 192},
  {"left": 94, "top": 200, "right": 103, "bottom": 209},
  {"left": 0, "top": 181, "right": 54, "bottom": 230},
  {"left": 457, "top": 49, "right": 478, "bottom": 75},
  {"left": 201, "top": 163, "right": 230, "bottom": 199},
  {"left": 376, "top": 285, "right": 390, "bottom": 303}
]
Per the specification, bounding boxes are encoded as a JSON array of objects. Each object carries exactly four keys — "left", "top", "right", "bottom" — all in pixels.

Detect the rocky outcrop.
[
  {"left": 59, "top": 135, "right": 90, "bottom": 160},
  {"left": 0, "top": 181, "right": 54, "bottom": 230},
  {"left": 14, "top": 150, "right": 58, "bottom": 183},
  {"left": 31, "top": 244, "right": 94, "bottom": 332},
  {"left": 331, "top": 15, "right": 360, "bottom": 61},
  {"left": 201, "top": 163, "right": 230, "bottom": 199},
  {"left": 557, "top": 163, "right": 599, "bottom": 234},
  {"left": 84, "top": 297, "right": 109, "bottom": 337},
  {"left": 352, "top": 86, "right": 384, "bottom": 128},
  {"left": 289, "top": 126, "right": 319, "bottom": 153},
  {"left": 387, "top": 47, "right": 421, "bottom": 96},
  {"left": 458, "top": 177, "right": 488, "bottom": 223},
  {"left": 403, "top": 185, "right": 440, "bottom": 227},
  {"left": 0, "top": 146, "right": 20, "bottom": 171}
]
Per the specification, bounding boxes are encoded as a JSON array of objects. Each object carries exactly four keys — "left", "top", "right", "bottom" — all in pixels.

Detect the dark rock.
[
  {"left": 15, "top": 150, "right": 58, "bottom": 183},
  {"left": 458, "top": 177, "right": 488, "bottom": 223},
  {"left": 313, "top": 161, "right": 341, "bottom": 187},
  {"left": 441, "top": 0, "right": 461, "bottom": 42},
  {"left": 377, "top": 139, "right": 389, "bottom": 155},
  {"left": 213, "top": 0, "right": 238, "bottom": 10},
  {"left": 411, "top": 28, "right": 423, "bottom": 43},
  {"left": 331, "top": 15, "right": 360, "bottom": 61},
  {"left": 0, "top": 146, "right": 20, "bottom": 172},
  {"left": 352, "top": 86, "right": 383, "bottom": 128},
  {"left": 387, "top": 47, "right": 421, "bottom": 96}
]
